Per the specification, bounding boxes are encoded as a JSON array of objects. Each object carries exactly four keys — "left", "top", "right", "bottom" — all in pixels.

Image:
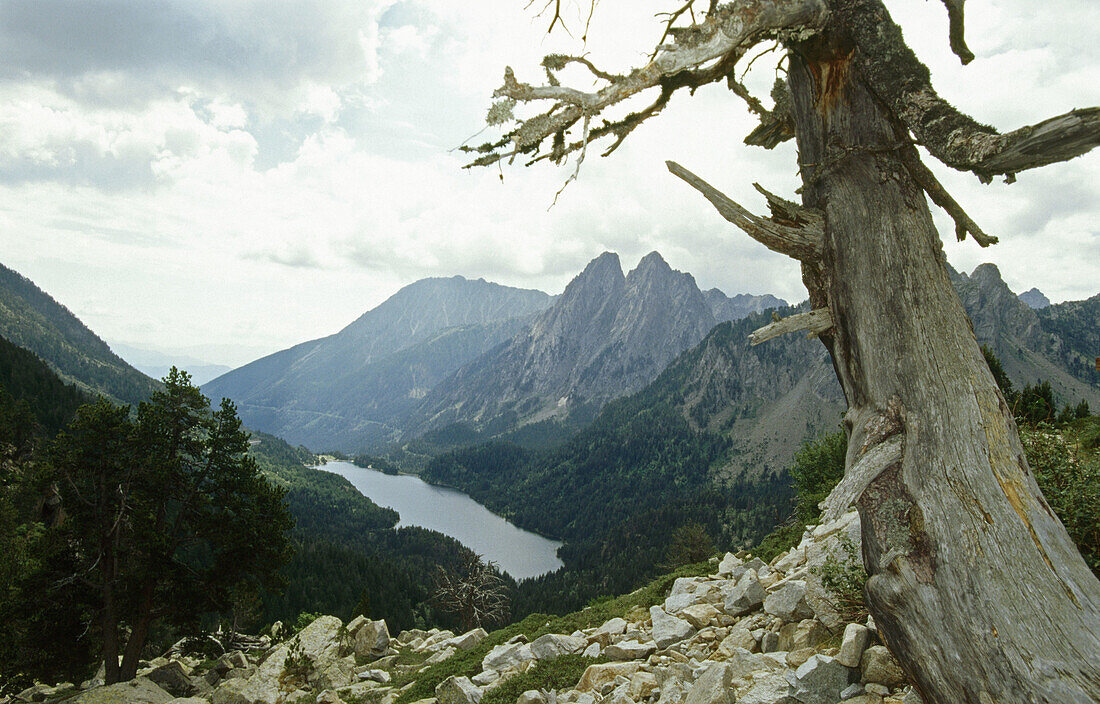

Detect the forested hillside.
[
  {"left": 421, "top": 307, "right": 838, "bottom": 615},
  {"left": 249, "top": 434, "right": 489, "bottom": 631},
  {"left": 0, "top": 335, "right": 90, "bottom": 436},
  {"left": 0, "top": 263, "right": 158, "bottom": 405}
]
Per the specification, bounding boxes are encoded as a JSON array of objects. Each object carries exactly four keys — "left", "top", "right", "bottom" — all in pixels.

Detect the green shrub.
[
  {"left": 753, "top": 520, "right": 806, "bottom": 564},
  {"left": 813, "top": 534, "right": 868, "bottom": 621},
  {"left": 481, "top": 655, "right": 602, "bottom": 704},
  {"left": 1021, "top": 424, "right": 1100, "bottom": 576},
  {"left": 790, "top": 431, "right": 847, "bottom": 523}
]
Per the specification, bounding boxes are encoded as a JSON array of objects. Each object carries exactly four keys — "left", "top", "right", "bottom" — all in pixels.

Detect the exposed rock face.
[
  {"left": 414, "top": 252, "right": 782, "bottom": 435},
  {"left": 1018, "top": 287, "right": 1051, "bottom": 309},
  {"left": 951, "top": 264, "right": 1100, "bottom": 408},
  {"left": 202, "top": 276, "right": 553, "bottom": 451}
]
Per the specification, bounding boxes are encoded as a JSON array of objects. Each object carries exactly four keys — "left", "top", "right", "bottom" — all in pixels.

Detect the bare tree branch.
[
  {"left": 939, "top": 0, "right": 974, "bottom": 65},
  {"left": 898, "top": 146, "right": 997, "bottom": 247},
  {"left": 465, "top": 0, "right": 828, "bottom": 169},
  {"left": 666, "top": 160, "right": 822, "bottom": 261},
  {"left": 840, "top": 0, "right": 1100, "bottom": 181},
  {"left": 749, "top": 308, "right": 833, "bottom": 345}
]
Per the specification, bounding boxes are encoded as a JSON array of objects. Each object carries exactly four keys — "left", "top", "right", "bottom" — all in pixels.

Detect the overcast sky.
[{"left": 1, "top": 0, "right": 1096, "bottom": 367}]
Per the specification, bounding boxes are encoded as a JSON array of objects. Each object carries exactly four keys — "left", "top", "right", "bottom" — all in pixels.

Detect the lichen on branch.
[{"left": 462, "top": 0, "right": 828, "bottom": 170}]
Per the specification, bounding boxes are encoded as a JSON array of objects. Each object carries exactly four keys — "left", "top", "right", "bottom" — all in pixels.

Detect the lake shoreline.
[{"left": 311, "top": 460, "right": 564, "bottom": 580}]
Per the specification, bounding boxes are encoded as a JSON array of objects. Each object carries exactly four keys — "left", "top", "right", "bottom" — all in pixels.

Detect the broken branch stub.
[
  {"left": 749, "top": 308, "right": 833, "bottom": 345},
  {"left": 666, "top": 160, "right": 823, "bottom": 261}
]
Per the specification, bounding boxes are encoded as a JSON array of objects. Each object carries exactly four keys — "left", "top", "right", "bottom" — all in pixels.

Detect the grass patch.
[
  {"left": 393, "top": 561, "right": 711, "bottom": 704},
  {"left": 481, "top": 655, "right": 603, "bottom": 704},
  {"left": 752, "top": 520, "right": 806, "bottom": 564}
]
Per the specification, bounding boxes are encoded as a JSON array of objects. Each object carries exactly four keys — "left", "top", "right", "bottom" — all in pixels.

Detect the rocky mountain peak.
[
  {"left": 1018, "top": 287, "right": 1051, "bottom": 309},
  {"left": 629, "top": 251, "right": 673, "bottom": 278}
]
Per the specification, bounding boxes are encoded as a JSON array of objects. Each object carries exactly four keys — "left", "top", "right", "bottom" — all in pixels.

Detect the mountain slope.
[
  {"left": 412, "top": 252, "right": 788, "bottom": 436},
  {"left": 1035, "top": 293, "right": 1100, "bottom": 391},
  {"left": 0, "top": 263, "right": 158, "bottom": 406},
  {"left": 203, "top": 276, "right": 553, "bottom": 451},
  {"left": 951, "top": 264, "right": 1099, "bottom": 408}
]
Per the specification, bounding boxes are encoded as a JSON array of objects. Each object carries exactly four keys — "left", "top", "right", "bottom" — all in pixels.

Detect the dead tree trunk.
[
  {"left": 785, "top": 34, "right": 1100, "bottom": 704},
  {"left": 471, "top": 0, "right": 1100, "bottom": 697}
]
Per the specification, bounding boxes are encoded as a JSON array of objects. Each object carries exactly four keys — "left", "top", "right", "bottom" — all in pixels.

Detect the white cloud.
[{"left": 2, "top": 0, "right": 1097, "bottom": 365}]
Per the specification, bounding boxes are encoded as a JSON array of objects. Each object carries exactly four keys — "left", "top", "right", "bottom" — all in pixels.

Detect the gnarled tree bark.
[
  {"left": 474, "top": 1, "right": 1100, "bottom": 700},
  {"left": 784, "top": 26, "right": 1100, "bottom": 702}
]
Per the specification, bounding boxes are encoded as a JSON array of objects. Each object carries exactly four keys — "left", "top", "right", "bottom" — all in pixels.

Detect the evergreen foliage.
[
  {"left": 0, "top": 263, "right": 159, "bottom": 406},
  {"left": 250, "top": 433, "right": 482, "bottom": 632},
  {"left": 0, "top": 335, "right": 90, "bottom": 435}
]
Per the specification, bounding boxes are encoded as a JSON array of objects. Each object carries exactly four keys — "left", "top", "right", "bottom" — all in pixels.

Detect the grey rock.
[
  {"left": 840, "top": 683, "right": 864, "bottom": 699},
  {"left": 67, "top": 679, "right": 173, "bottom": 704},
  {"left": 166, "top": 698, "right": 209, "bottom": 704},
  {"left": 481, "top": 642, "right": 534, "bottom": 672},
  {"left": 787, "top": 655, "right": 854, "bottom": 704},
  {"left": 679, "top": 604, "right": 720, "bottom": 629},
  {"left": 759, "top": 631, "right": 780, "bottom": 653},
  {"left": 716, "top": 626, "right": 757, "bottom": 656},
  {"left": 582, "top": 642, "right": 601, "bottom": 658},
  {"left": 682, "top": 663, "right": 733, "bottom": 704},
  {"left": 214, "top": 652, "right": 249, "bottom": 674},
  {"left": 529, "top": 634, "right": 587, "bottom": 660},
  {"left": 516, "top": 692, "right": 547, "bottom": 704},
  {"left": 576, "top": 663, "right": 643, "bottom": 693},
  {"left": 604, "top": 640, "right": 657, "bottom": 661},
  {"left": 448, "top": 628, "right": 489, "bottom": 651},
  {"left": 738, "top": 672, "right": 796, "bottom": 704},
  {"left": 424, "top": 647, "right": 457, "bottom": 665},
  {"left": 471, "top": 671, "right": 499, "bottom": 686},
  {"left": 723, "top": 572, "right": 766, "bottom": 616},
  {"left": 355, "top": 619, "right": 391, "bottom": 659},
  {"left": 837, "top": 624, "right": 870, "bottom": 668},
  {"left": 146, "top": 662, "right": 194, "bottom": 698},
  {"left": 435, "top": 676, "right": 483, "bottom": 704},
  {"left": 763, "top": 581, "right": 813, "bottom": 622},
  {"left": 717, "top": 553, "right": 742, "bottom": 577},
  {"left": 650, "top": 606, "right": 695, "bottom": 649},
  {"left": 778, "top": 619, "right": 829, "bottom": 652},
  {"left": 595, "top": 618, "right": 628, "bottom": 637},
  {"left": 860, "top": 646, "right": 907, "bottom": 688}
]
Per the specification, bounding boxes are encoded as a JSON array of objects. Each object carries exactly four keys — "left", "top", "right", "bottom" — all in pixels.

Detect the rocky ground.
[{"left": 8, "top": 510, "right": 923, "bottom": 704}]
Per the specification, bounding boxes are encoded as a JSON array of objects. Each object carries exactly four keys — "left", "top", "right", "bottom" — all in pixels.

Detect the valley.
[{"left": 1, "top": 251, "right": 1097, "bottom": 698}]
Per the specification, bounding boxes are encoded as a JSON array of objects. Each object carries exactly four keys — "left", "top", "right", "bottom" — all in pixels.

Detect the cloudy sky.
[{"left": 2, "top": 0, "right": 1097, "bottom": 367}]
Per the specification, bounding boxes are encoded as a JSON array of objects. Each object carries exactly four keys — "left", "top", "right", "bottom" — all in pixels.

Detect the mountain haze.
[
  {"left": 202, "top": 276, "right": 554, "bottom": 451},
  {"left": 0, "top": 263, "right": 158, "bottom": 406},
  {"left": 412, "top": 251, "right": 788, "bottom": 436}
]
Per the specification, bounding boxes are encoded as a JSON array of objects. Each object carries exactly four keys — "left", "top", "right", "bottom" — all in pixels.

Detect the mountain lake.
[{"left": 318, "top": 460, "right": 564, "bottom": 580}]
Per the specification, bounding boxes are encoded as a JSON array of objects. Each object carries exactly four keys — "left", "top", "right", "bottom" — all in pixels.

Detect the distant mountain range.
[
  {"left": 0, "top": 263, "right": 158, "bottom": 406},
  {"left": 109, "top": 342, "right": 232, "bottom": 386},
  {"left": 205, "top": 252, "right": 788, "bottom": 452},
  {"left": 410, "top": 252, "right": 786, "bottom": 439},
  {"left": 951, "top": 264, "right": 1099, "bottom": 409},
  {"left": 202, "top": 276, "right": 555, "bottom": 451}
]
